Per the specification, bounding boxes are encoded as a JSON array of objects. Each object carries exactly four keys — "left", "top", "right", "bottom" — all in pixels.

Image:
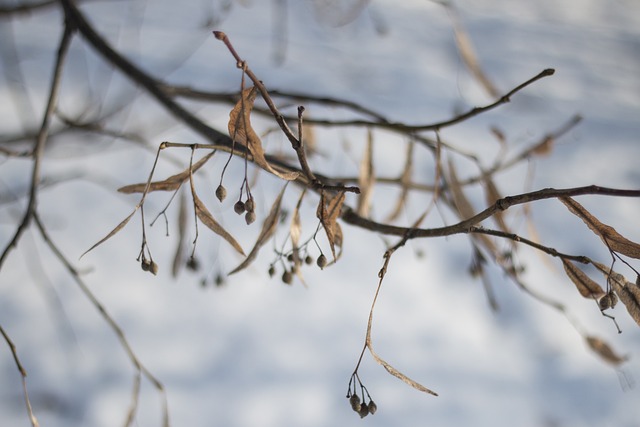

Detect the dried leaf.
[
  {"left": 357, "top": 130, "right": 375, "bottom": 217},
  {"left": 192, "top": 192, "right": 245, "bottom": 256},
  {"left": 290, "top": 190, "right": 306, "bottom": 284},
  {"left": 610, "top": 277, "right": 640, "bottom": 328},
  {"left": 316, "top": 191, "right": 345, "bottom": 260},
  {"left": 118, "top": 151, "right": 215, "bottom": 194},
  {"left": 447, "top": 159, "right": 475, "bottom": 220},
  {"left": 172, "top": 190, "right": 188, "bottom": 277},
  {"left": 585, "top": 336, "right": 627, "bottom": 366},
  {"left": 560, "top": 197, "right": 640, "bottom": 259},
  {"left": 385, "top": 142, "right": 413, "bottom": 222},
  {"left": 80, "top": 209, "right": 136, "bottom": 258},
  {"left": 367, "top": 344, "right": 438, "bottom": 396},
  {"left": 228, "top": 87, "right": 299, "bottom": 181},
  {"left": 561, "top": 259, "right": 606, "bottom": 299},
  {"left": 593, "top": 262, "right": 640, "bottom": 327},
  {"left": 482, "top": 174, "right": 510, "bottom": 235},
  {"left": 229, "top": 185, "right": 288, "bottom": 275}
]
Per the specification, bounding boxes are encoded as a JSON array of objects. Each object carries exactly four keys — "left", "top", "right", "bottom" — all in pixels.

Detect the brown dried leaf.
[
  {"left": 228, "top": 87, "right": 299, "bottom": 181},
  {"left": 80, "top": 209, "right": 136, "bottom": 258},
  {"left": 385, "top": 142, "right": 413, "bottom": 222},
  {"left": 561, "top": 259, "right": 606, "bottom": 299},
  {"left": 172, "top": 191, "right": 188, "bottom": 277},
  {"left": 229, "top": 185, "right": 288, "bottom": 275},
  {"left": 560, "top": 197, "right": 640, "bottom": 259},
  {"left": 316, "top": 191, "right": 345, "bottom": 261},
  {"left": 447, "top": 159, "right": 475, "bottom": 220},
  {"left": 367, "top": 344, "right": 438, "bottom": 396},
  {"left": 593, "top": 262, "right": 640, "bottom": 327},
  {"left": 585, "top": 336, "right": 628, "bottom": 366},
  {"left": 290, "top": 190, "right": 305, "bottom": 276},
  {"left": 192, "top": 192, "right": 245, "bottom": 256},
  {"left": 118, "top": 151, "right": 215, "bottom": 194},
  {"left": 357, "top": 130, "right": 375, "bottom": 217},
  {"left": 482, "top": 175, "right": 510, "bottom": 234}
]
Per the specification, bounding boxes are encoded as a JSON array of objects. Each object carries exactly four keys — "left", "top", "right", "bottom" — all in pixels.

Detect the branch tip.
[{"left": 213, "top": 30, "right": 226, "bottom": 40}]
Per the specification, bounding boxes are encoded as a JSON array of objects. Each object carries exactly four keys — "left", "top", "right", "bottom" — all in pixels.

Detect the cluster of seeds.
[
  {"left": 215, "top": 184, "right": 256, "bottom": 225},
  {"left": 268, "top": 252, "right": 329, "bottom": 285},
  {"left": 347, "top": 390, "right": 377, "bottom": 419}
]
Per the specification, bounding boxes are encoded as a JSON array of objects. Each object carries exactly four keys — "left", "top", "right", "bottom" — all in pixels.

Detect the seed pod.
[
  {"left": 245, "top": 210, "right": 256, "bottom": 225},
  {"left": 268, "top": 265, "right": 276, "bottom": 277},
  {"left": 316, "top": 254, "right": 328, "bottom": 269},
  {"left": 349, "top": 394, "right": 361, "bottom": 413},
  {"left": 599, "top": 291, "right": 618, "bottom": 311},
  {"left": 358, "top": 402, "right": 369, "bottom": 418},
  {"left": 234, "top": 200, "right": 246, "bottom": 215},
  {"left": 149, "top": 260, "right": 159, "bottom": 275},
  {"left": 244, "top": 197, "right": 255, "bottom": 212},
  {"left": 305, "top": 255, "right": 313, "bottom": 265},
  {"left": 282, "top": 270, "right": 293, "bottom": 285},
  {"left": 368, "top": 400, "right": 377, "bottom": 415},
  {"left": 186, "top": 256, "right": 200, "bottom": 271},
  {"left": 141, "top": 259, "right": 151, "bottom": 272},
  {"left": 215, "top": 185, "right": 227, "bottom": 202}
]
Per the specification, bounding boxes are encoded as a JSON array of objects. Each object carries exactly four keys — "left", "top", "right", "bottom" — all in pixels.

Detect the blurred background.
[{"left": 1, "top": 1, "right": 639, "bottom": 426}]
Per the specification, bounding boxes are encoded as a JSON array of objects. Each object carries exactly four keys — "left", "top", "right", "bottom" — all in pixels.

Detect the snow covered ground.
[{"left": 1, "top": 1, "right": 639, "bottom": 426}]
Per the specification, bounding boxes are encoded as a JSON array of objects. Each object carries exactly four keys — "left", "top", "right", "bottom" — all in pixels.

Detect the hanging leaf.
[
  {"left": 192, "top": 191, "right": 245, "bottom": 256},
  {"left": 482, "top": 174, "right": 510, "bottom": 235},
  {"left": 385, "top": 142, "right": 413, "bottom": 222},
  {"left": 593, "top": 262, "right": 640, "bottom": 327},
  {"left": 289, "top": 190, "right": 307, "bottom": 284},
  {"left": 357, "top": 130, "right": 375, "bottom": 217},
  {"left": 228, "top": 87, "right": 299, "bottom": 181},
  {"left": 172, "top": 190, "right": 188, "bottom": 277},
  {"left": 560, "top": 197, "right": 640, "bottom": 259},
  {"left": 118, "top": 151, "right": 215, "bottom": 194},
  {"left": 229, "top": 185, "right": 288, "bottom": 275},
  {"left": 585, "top": 336, "right": 628, "bottom": 366},
  {"left": 561, "top": 259, "right": 606, "bottom": 299},
  {"left": 80, "top": 209, "right": 137, "bottom": 258},
  {"left": 367, "top": 343, "right": 438, "bottom": 396},
  {"left": 316, "top": 190, "right": 345, "bottom": 261}
]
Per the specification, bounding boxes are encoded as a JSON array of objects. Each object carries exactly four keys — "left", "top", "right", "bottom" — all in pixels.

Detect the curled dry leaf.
[
  {"left": 385, "top": 142, "right": 413, "bottom": 223},
  {"left": 81, "top": 209, "right": 136, "bottom": 258},
  {"left": 118, "top": 151, "right": 215, "bottom": 194},
  {"left": 560, "top": 197, "right": 640, "bottom": 259},
  {"left": 229, "top": 184, "right": 288, "bottom": 275},
  {"left": 316, "top": 191, "right": 345, "bottom": 261},
  {"left": 561, "top": 259, "right": 606, "bottom": 299},
  {"left": 192, "top": 191, "right": 245, "bottom": 256},
  {"left": 357, "top": 130, "right": 375, "bottom": 218},
  {"left": 228, "top": 87, "right": 299, "bottom": 181},
  {"left": 593, "top": 261, "right": 640, "bottom": 327},
  {"left": 585, "top": 336, "right": 628, "bottom": 366},
  {"left": 367, "top": 343, "right": 438, "bottom": 396},
  {"left": 172, "top": 190, "right": 188, "bottom": 277}
]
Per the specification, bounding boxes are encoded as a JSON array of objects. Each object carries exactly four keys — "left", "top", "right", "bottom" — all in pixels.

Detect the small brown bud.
[
  {"left": 599, "top": 292, "right": 618, "bottom": 311},
  {"left": 215, "top": 185, "right": 227, "bottom": 202},
  {"left": 358, "top": 402, "right": 369, "bottom": 418},
  {"left": 186, "top": 256, "right": 200, "bottom": 271},
  {"left": 282, "top": 270, "right": 293, "bottom": 285},
  {"left": 149, "top": 260, "right": 159, "bottom": 275},
  {"left": 234, "top": 200, "right": 246, "bottom": 215},
  {"left": 316, "top": 254, "right": 328, "bottom": 269},
  {"left": 349, "top": 394, "right": 361, "bottom": 413},
  {"left": 245, "top": 210, "right": 256, "bottom": 225},
  {"left": 368, "top": 400, "right": 377, "bottom": 415},
  {"left": 244, "top": 197, "right": 255, "bottom": 212},
  {"left": 305, "top": 255, "right": 313, "bottom": 265}
]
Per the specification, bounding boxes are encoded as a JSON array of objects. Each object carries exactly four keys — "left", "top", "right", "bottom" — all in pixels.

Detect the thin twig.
[{"left": 0, "top": 325, "right": 40, "bottom": 427}]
